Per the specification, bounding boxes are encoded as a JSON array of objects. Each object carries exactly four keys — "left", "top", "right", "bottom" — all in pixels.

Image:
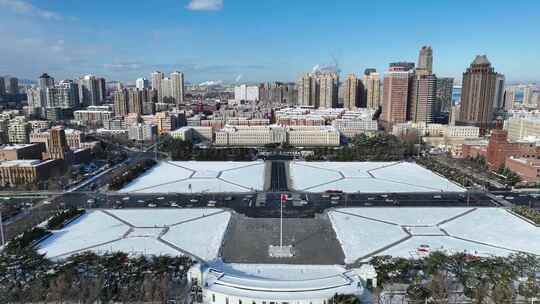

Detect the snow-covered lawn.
[
  {"left": 290, "top": 161, "right": 465, "bottom": 193},
  {"left": 119, "top": 161, "right": 265, "bottom": 193},
  {"left": 37, "top": 209, "right": 232, "bottom": 262},
  {"left": 212, "top": 262, "right": 350, "bottom": 281},
  {"left": 106, "top": 208, "right": 223, "bottom": 227},
  {"left": 441, "top": 208, "right": 540, "bottom": 255},
  {"left": 38, "top": 211, "right": 130, "bottom": 258},
  {"left": 329, "top": 207, "right": 540, "bottom": 263},
  {"left": 339, "top": 208, "right": 473, "bottom": 226},
  {"left": 328, "top": 210, "right": 408, "bottom": 263},
  {"left": 162, "top": 212, "right": 231, "bottom": 261}
]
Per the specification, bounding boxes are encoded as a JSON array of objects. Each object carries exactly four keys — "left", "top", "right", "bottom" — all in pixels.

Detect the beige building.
[
  {"left": 363, "top": 70, "right": 381, "bottom": 110},
  {"left": 8, "top": 120, "right": 31, "bottom": 144},
  {"left": 343, "top": 74, "right": 362, "bottom": 110},
  {"left": 30, "top": 129, "right": 83, "bottom": 150},
  {"left": 0, "top": 144, "right": 45, "bottom": 161},
  {"left": 506, "top": 117, "right": 540, "bottom": 142},
  {"left": 215, "top": 126, "right": 285, "bottom": 146},
  {"left": 287, "top": 126, "right": 340, "bottom": 146},
  {"left": 0, "top": 159, "right": 59, "bottom": 187}
]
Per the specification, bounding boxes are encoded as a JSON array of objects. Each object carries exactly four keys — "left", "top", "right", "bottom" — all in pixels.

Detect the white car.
[
  {"left": 122, "top": 197, "right": 130, "bottom": 201},
  {"left": 147, "top": 203, "right": 157, "bottom": 208},
  {"left": 157, "top": 197, "right": 165, "bottom": 200},
  {"left": 170, "top": 202, "right": 179, "bottom": 208}
]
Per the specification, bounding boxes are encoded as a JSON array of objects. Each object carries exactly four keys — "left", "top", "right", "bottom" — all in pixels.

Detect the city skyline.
[{"left": 0, "top": 0, "right": 539, "bottom": 84}]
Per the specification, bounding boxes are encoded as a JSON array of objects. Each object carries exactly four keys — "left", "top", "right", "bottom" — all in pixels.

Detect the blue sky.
[{"left": 0, "top": 0, "right": 538, "bottom": 84}]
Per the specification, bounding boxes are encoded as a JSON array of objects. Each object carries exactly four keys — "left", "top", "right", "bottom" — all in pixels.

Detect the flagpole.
[
  {"left": 280, "top": 194, "right": 283, "bottom": 248},
  {"left": 0, "top": 211, "right": 5, "bottom": 247}
]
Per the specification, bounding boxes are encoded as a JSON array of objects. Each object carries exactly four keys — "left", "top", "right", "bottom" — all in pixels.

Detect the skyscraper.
[
  {"left": 45, "top": 80, "right": 79, "bottom": 109},
  {"left": 97, "top": 77, "right": 106, "bottom": 102},
  {"left": 417, "top": 46, "right": 433, "bottom": 74},
  {"left": 113, "top": 88, "right": 129, "bottom": 117},
  {"left": 170, "top": 71, "right": 185, "bottom": 107},
  {"left": 381, "top": 65, "right": 414, "bottom": 127},
  {"left": 7, "top": 77, "right": 18, "bottom": 95},
  {"left": 48, "top": 127, "right": 70, "bottom": 160},
  {"left": 436, "top": 78, "right": 454, "bottom": 113},
  {"left": 0, "top": 77, "right": 5, "bottom": 96},
  {"left": 363, "top": 69, "right": 381, "bottom": 110},
  {"left": 343, "top": 74, "right": 364, "bottom": 110},
  {"left": 79, "top": 75, "right": 101, "bottom": 106},
  {"left": 151, "top": 71, "right": 165, "bottom": 103},
  {"left": 493, "top": 74, "right": 505, "bottom": 110},
  {"left": 39, "top": 73, "right": 55, "bottom": 89},
  {"left": 136, "top": 78, "right": 150, "bottom": 90},
  {"left": 298, "top": 73, "right": 315, "bottom": 107},
  {"left": 128, "top": 89, "right": 143, "bottom": 115},
  {"left": 458, "top": 55, "right": 499, "bottom": 130},
  {"left": 409, "top": 74, "right": 437, "bottom": 123},
  {"left": 161, "top": 77, "right": 173, "bottom": 103},
  {"left": 318, "top": 73, "right": 338, "bottom": 108}
]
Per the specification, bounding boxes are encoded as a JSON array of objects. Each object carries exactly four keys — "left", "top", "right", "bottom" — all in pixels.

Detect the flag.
[{"left": 280, "top": 193, "right": 287, "bottom": 203}]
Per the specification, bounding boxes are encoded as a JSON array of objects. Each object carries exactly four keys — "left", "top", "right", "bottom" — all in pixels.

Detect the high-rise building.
[
  {"left": 0, "top": 77, "right": 5, "bottom": 96},
  {"left": 151, "top": 71, "right": 165, "bottom": 103},
  {"left": 417, "top": 46, "right": 433, "bottom": 74},
  {"left": 523, "top": 85, "right": 537, "bottom": 107},
  {"left": 170, "top": 71, "right": 185, "bottom": 107},
  {"left": 298, "top": 73, "right": 315, "bottom": 107},
  {"left": 318, "top": 73, "right": 338, "bottom": 108},
  {"left": 97, "top": 77, "right": 106, "bottom": 102},
  {"left": 113, "top": 89, "right": 129, "bottom": 117},
  {"left": 136, "top": 78, "right": 150, "bottom": 90},
  {"left": 161, "top": 77, "right": 173, "bottom": 103},
  {"left": 79, "top": 75, "right": 101, "bottom": 106},
  {"left": 45, "top": 80, "right": 79, "bottom": 109},
  {"left": 7, "top": 77, "right": 18, "bottom": 95},
  {"left": 128, "top": 89, "right": 143, "bottom": 115},
  {"left": 436, "top": 78, "right": 454, "bottom": 113},
  {"left": 381, "top": 65, "right": 414, "bottom": 127},
  {"left": 504, "top": 87, "right": 517, "bottom": 111},
  {"left": 409, "top": 74, "right": 437, "bottom": 123},
  {"left": 39, "top": 73, "right": 55, "bottom": 89},
  {"left": 8, "top": 120, "right": 31, "bottom": 144},
  {"left": 47, "top": 127, "right": 70, "bottom": 160},
  {"left": 234, "top": 84, "right": 260, "bottom": 101},
  {"left": 363, "top": 69, "right": 381, "bottom": 110},
  {"left": 458, "top": 55, "right": 499, "bottom": 130},
  {"left": 343, "top": 74, "right": 364, "bottom": 110},
  {"left": 493, "top": 74, "right": 505, "bottom": 110}
]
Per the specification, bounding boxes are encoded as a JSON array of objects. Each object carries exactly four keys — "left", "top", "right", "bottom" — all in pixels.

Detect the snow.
[
  {"left": 372, "top": 236, "right": 513, "bottom": 260},
  {"left": 339, "top": 208, "right": 473, "bottom": 226},
  {"left": 119, "top": 162, "right": 193, "bottom": 193},
  {"left": 328, "top": 210, "right": 408, "bottom": 263},
  {"left": 119, "top": 161, "right": 265, "bottom": 193},
  {"left": 220, "top": 163, "right": 266, "bottom": 191},
  {"left": 329, "top": 207, "right": 540, "bottom": 263},
  {"left": 212, "top": 262, "right": 350, "bottom": 281},
  {"left": 289, "top": 163, "right": 342, "bottom": 190},
  {"left": 441, "top": 208, "right": 540, "bottom": 255},
  {"left": 106, "top": 208, "right": 223, "bottom": 227},
  {"left": 290, "top": 161, "right": 465, "bottom": 193},
  {"left": 90, "top": 238, "right": 181, "bottom": 257},
  {"left": 38, "top": 211, "right": 130, "bottom": 258},
  {"left": 37, "top": 209, "right": 232, "bottom": 262},
  {"left": 162, "top": 211, "right": 231, "bottom": 261},
  {"left": 370, "top": 162, "right": 464, "bottom": 192}
]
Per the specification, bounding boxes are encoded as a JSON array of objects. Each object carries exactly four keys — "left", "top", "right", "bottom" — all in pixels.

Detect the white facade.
[
  {"left": 128, "top": 124, "right": 157, "bottom": 141},
  {"left": 190, "top": 265, "right": 368, "bottom": 304},
  {"left": 332, "top": 119, "right": 378, "bottom": 138},
  {"left": 234, "top": 85, "right": 259, "bottom": 101},
  {"left": 136, "top": 78, "right": 150, "bottom": 90}
]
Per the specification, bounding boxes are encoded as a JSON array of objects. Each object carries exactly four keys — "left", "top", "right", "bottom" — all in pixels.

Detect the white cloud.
[
  {"left": 0, "top": 0, "right": 63, "bottom": 20},
  {"left": 186, "top": 0, "right": 223, "bottom": 11}
]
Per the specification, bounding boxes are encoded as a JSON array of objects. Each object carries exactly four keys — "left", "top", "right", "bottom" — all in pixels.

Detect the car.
[
  {"left": 43, "top": 200, "right": 51, "bottom": 205},
  {"left": 321, "top": 194, "right": 330, "bottom": 198},
  {"left": 147, "top": 203, "right": 157, "bottom": 208},
  {"left": 433, "top": 195, "right": 442, "bottom": 199},
  {"left": 207, "top": 201, "right": 216, "bottom": 207},
  {"left": 122, "top": 197, "right": 130, "bottom": 201},
  {"left": 330, "top": 196, "right": 340, "bottom": 201},
  {"left": 380, "top": 194, "right": 389, "bottom": 198},
  {"left": 137, "top": 199, "right": 145, "bottom": 203},
  {"left": 157, "top": 197, "right": 165, "bottom": 200},
  {"left": 189, "top": 199, "right": 198, "bottom": 203},
  {"left": 170, "top": 202, "right": 179, "bottom": 208},
  {"left": 224, "top": 196, "right": 233, "bottom": 201},
  {"left": 367, "top": 197, "right": 375, "bottom": 201},
  {"left": 505, "top": 196, "right": 514, "bottom": 200}
]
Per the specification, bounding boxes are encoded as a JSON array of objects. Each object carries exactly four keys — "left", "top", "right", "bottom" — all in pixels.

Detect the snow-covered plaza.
[
  {"left": 290, "top": 161, "right": 465, "bottom": 193},
  {"left": 119, "top": 161, "right": 266, "bottom": 193},
  {"left": 38, "top": 209, "right": 231, "bottom": 261},
  {"left": 329, "top": 207, "right": 540, "bottom": 263}
]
